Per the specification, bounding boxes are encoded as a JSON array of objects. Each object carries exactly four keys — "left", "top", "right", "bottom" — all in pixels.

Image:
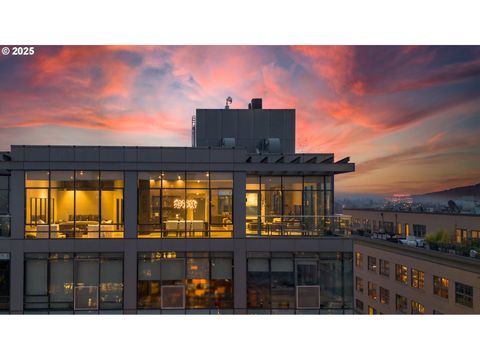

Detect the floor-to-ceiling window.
[
  {"left": 25, "top": 171, "right": 124, "bottom": 239},
  {"left": 24, "top": 253, "right": 123, "bottom": 313},
  {"left": 138, "top": 172, "right": 233, "bottom": 238},
  {"left": 246, "top": 175, "right": 337, "bottom": 237},
  {"left": 247, "top": 252, "right": 353, "bottom": 314},
  {"left": 137, "top": 252, "right": 233, "bottom": 313},
  {"left": 0, "top": 175, "right": 10, "bottom": 238}
]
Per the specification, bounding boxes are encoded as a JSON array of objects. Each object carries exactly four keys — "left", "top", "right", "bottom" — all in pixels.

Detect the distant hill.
[{"left": 414, "top": 183, "right": 480, "bottom": 201}]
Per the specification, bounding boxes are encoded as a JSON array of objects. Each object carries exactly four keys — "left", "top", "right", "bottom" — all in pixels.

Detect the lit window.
[
  {"left": 395, "top": 264, "right": 408, "bottom": 285},
  {"left": 411, "top": 269, "right": 424, "bottom": 289},
  {"left": 433, "top": 276, "right": 449, "bottom": 299},
  {"left": 355, "top": 252, "right": 363, "bottom": 267},
  {"left": 411, "top": 300, "right": 425, "bottom": 314}
]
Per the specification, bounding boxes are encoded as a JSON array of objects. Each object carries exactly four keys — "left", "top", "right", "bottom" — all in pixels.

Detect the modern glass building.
[{"left": 0, "top": 99, "right": 355, "bottom": 314}]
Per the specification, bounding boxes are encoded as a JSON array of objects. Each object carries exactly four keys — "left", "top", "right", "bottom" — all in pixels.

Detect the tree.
[{"left": 425, "top": 229, "right": 451, "bottom": 249}]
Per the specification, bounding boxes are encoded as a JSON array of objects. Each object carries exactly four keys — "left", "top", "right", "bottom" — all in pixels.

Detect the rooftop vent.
[
  {"left": 256, "top": 138, "right": 281, "bottom": 154},
  {"left": 222, "top": 138, "right": 236, "bottom": 148},
  {"left": 251, "top": 98, "right": 262, "bottom": 109}
]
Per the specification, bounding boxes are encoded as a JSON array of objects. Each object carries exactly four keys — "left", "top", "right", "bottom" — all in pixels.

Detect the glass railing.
[
  {"left": 246, "top": 215, "right": 352, "bottom": 237},
  {"left": 0, "top": 215, "right": 11, "bottom": 237}
]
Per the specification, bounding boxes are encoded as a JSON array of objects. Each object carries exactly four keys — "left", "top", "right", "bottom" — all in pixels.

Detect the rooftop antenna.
[{"left": 225, "top": 96, "right": 233, "bottom": 109}]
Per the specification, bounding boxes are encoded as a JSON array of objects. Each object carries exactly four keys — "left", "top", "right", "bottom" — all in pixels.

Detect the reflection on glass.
[
  {"left": 186, "top": 258, "right": 209, "bottom": 308},
  {"left": 24, "top": 253, "right": 123, "bottom": 312},
  {"left": 271, "top": 258, "right": 295, "bottom": 309},
  {"left": 137, "top": 253, "right": 233, "bottom": 311},
  {"left": 247, "top": 258, "right": 270, "bottom": 309}
]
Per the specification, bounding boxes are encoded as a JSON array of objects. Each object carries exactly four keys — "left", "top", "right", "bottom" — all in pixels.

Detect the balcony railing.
[
  {"left": 246, "top": 215, "right": 352, "bottom": 237},
  {"left": 0, "top": 215, "right": 11, "bottom": 237}
]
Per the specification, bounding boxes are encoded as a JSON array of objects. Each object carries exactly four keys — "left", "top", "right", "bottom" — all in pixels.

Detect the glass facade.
[
  {"left": 0, "top": 175, "right": 10, "bottom": 237},
  {"left": 0, "top": 257, "right": 9, "bottom": 312},
  {"left": 137, "top": 252, "right": 233, "bottom": 312},
  {"left": 25, "top": 171, "right": 124, "bottom": 239},
  {"left": 24, "top": 253, "right": 123, "bottom": 313},
  {"left": 245, "top": 175, "right": 347, "bottom": 237},
  {"left": 138, "top": 172, "right": 233, "bottom": 238},
  {"left": 247, "top": 252, "right": 353, "bottom": 314}
]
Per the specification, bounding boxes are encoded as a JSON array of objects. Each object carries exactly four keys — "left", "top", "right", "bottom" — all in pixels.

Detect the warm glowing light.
[
  {"left": 173, "top": 199, "right": 197, "bottom": 209},
  {"left": 246, "top": 193, "right": 258, "bottom": 207}
]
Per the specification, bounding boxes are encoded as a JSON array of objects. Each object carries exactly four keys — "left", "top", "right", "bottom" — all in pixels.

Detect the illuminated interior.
[
  {"left": 138, "top": 172, "right": 233, "bottom": 238},
  {"left": 137, "top": 252, "right": 233, "bottom": 311},
  {"left": 25, "top": 171, "right": 124, "bottom": 239},
  {"left": 246, "top": 175, "right": 334, "bottom": 237}
]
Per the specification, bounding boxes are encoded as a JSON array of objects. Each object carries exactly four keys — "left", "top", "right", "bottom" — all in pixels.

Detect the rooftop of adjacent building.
[
  {"left": 344, "top": 207, "right": 480, "bottom": 218},
  {"left": 354, "top": 235, "right": 480, "bottom": 275}
]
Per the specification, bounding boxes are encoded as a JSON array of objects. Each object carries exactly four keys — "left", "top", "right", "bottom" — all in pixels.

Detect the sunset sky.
[{"left": 1, "top": 45, "right": 479, "bottom": 195}]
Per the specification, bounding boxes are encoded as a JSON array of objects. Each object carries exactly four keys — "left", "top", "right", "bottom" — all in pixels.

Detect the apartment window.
[
  {"left": 247, "top": 257, "right": 271, "bottom": 310},
  {"left": 355, "top": 252, "right": 363, "bottom": 267},
  {"left": 245, "top": 176, "right": 335, "bottom": 237},
  {"left": 405, "top": 224, "right": 409, "bottom": 236},
  {"left": 0, "top": 176, "right": 10, "bottom": 238},
  {"left": 396, "top": 223, "right": 402, "bottom": 235},
  {"left": 412, "top": 224, "right": 426, "bottom": 237},
  {"left": 383, "top": 221, "right": 394, "bottom": 234},
  {"left": 411, "top": 300, "right": 425, "bottom": 314},
  {"left": 270, "top": 257, "right": 295, "bottom": 310},
  {"left": 411, "top": 269, "right": 424, "bottom": 289},
  {"left": 433, "top": 276, "right": 449, "bottom": 299},
  {"left": 246, "top": 252, "right": 352, "bottom": 312},
  {"left": 395, "top": 264, "right": 408, "bottom": 285},
  {"left": 368, "top": 306, "right": 377, "bottom": 315},
  {"left": 379, "top": 287, "right": 389, "bottom": 305},
  {"left": 138, "top": 252, "right": 233, "bottom": 311},
  {"left": 24, "top": 253, "right": 123, "bottom": 312},
  {"left": 355, "top": 299, "right": 364, "bottom": 312},
  {"left": 368, "top": 282, "right": 377, "bottom": 301},
  {"left": 25, "top": 171, "right": 124, "bottom": 239},
  {"left": 455, "top": 282, "right": 473, "bottom": 308},
  {"left": 471, "top": 230, "right": 480, "bottom": 240},
  {"left": 395, "top": 294, "right": 407, "bottom": 314},
  {"left": 355, "top": 277, "right": 364, "bottom": 293},
  {"left": 367, "top": 256, "right": 377, "bottom": 272},
  {"left": 138, "top": 172, "right": 233, "bottom": 239},
  {"left": 455, "top": 229, "right": 467, "bottom": 243},
  {"left": 379, "top": 259, "right": 390, "bottom": 277}
]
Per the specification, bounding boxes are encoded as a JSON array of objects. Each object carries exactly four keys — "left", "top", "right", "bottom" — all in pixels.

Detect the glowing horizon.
[{"left": 1, "top": 45, "right": 479, "bottom": 195}]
